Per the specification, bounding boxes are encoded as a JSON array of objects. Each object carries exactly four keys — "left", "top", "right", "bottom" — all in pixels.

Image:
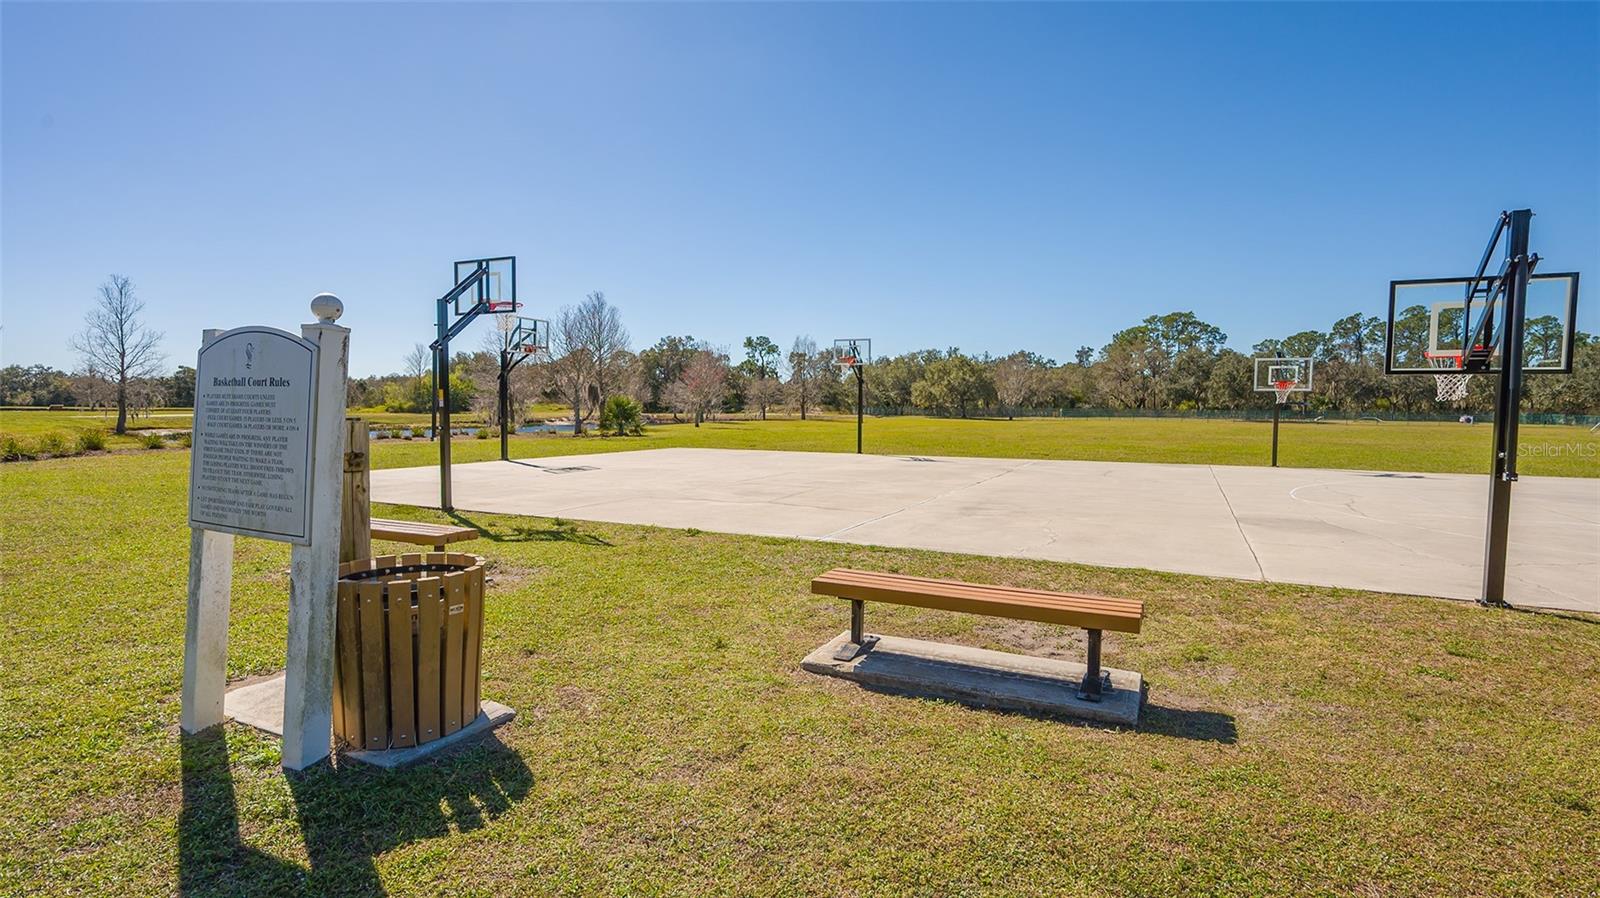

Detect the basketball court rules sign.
[
  {"left": 189, "top": 327, "right": 318, "bottom": 543},
  {"left": 182, "top": 294, "right": 351, "bottom": 772}
]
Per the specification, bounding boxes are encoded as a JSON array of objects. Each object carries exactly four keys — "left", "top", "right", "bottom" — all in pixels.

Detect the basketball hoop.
[
  {"left": 486, "top": 300, "right": 521, "bottom": 315},
  {"left": 1425, "top": 351, "right": 1471, "bottom": 402},
  {"left": 838, "top": 355, "right": 860, "bottom": 371},
  {"left": 1272, "top": 379, "right": 1297, "bottom": 404}
]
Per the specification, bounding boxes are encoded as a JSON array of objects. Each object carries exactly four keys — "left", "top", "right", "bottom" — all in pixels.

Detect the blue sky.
[{"left": 3, "top": 2, "right": 1596, "bottom": 377}]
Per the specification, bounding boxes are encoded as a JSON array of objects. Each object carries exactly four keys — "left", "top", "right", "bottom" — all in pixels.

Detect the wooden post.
[{"left": 341, "top": 418, "right": 371, "bottom": 563}]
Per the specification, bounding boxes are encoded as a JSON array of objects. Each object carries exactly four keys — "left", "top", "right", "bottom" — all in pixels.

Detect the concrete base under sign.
[
  {"left": 802, "top": 631, "right": 1144, "bottom": 726},
  {"left": 223, "top": 672, "right": 515, "bottom": 769}
]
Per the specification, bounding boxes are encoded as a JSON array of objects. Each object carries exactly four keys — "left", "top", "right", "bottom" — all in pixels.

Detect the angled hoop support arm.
[{"left": 428, "top": 267, "right": 489, "bottom": 351}]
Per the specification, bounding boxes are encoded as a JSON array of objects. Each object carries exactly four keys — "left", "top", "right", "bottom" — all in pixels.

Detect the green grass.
[
  {"left": 0, "top": 407, "right": 489, "bottom": 454},
  {"left": 0, "top": 407, "right": 192, "bottom": 450},
  {"left": 8, "top": 410, "right": 1596, "bottom": 476},
  {"left": 3, "top": 451, "right": 1597, "bottom": 897},
  {"left": 367, "top": 415, "right": 1600, "bottom": 477}
]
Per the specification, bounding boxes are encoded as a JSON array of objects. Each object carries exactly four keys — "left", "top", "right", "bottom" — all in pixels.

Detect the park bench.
[
  {"left": 811, "top": 568, "right": 1143, "bottom": 702},
  {"left": 370, "top": 518, "right": 481, "bottom": 552}
]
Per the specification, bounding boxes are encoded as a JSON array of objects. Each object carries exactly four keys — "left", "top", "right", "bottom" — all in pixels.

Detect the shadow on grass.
[
  {"left": 1507, "top": 604, "right": 1600, "bottom": 627},
  {"left": 1138, "top": 703, "right": 1238, "bottom": 744},
  {"left": 445, "top": 511, "right": 612, "bottom": 547},
  {"left": 179, "top": 729, "right": 533, "bottom": 897},
  {"left": 848, "top": 683, "right": 1236, "bottom": 742}
]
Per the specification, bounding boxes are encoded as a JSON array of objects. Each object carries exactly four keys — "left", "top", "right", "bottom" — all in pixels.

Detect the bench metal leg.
[
  {"left": 1077, "top": 628, "right": 1109, "bottom": 702},
  {"left": 832, "top": 599, "right": 878, "bottom": 661}
]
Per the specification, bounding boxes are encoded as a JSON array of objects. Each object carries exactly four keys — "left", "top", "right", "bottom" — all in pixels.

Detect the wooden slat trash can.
[{"left": 333, "top": 552, "right": 487, "bottom": 752}]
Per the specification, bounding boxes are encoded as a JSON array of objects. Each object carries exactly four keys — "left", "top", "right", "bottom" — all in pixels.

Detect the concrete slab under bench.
[{"left": 802, "top": 631, "right": 1144, "bottom": 726}]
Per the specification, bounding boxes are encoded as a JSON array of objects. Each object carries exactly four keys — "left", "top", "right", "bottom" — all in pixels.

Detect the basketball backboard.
[
  {"left": 1253, "top": 357, "right": 1313, "bottom": 403},
  {"left": 510, "top": 316, "right": 549, "bottom": 356},
  {"left": 834, "top": 338, "right": 871, "bottom": 369},
  {"left": 453, "top": 256, "right": 517, "bottom": 316},
  {"left": 1385, "top": 272, "right": 1579, "bottom": 374}
]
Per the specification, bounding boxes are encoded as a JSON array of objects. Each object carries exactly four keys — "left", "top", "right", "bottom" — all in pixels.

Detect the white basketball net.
[
  {"left": 1272, "top": 380, "right": 1298, "bottom": 404},
  {"left": 495, "top": 313, "right": 518, "bottom": 352},
  {"left": 1427, "top": 353, "right": 1471, "bottom": 402}
]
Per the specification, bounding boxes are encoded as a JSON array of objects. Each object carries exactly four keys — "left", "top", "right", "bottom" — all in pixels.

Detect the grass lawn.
[
  {"left": 366, "top": 414, "right": 1600, "bottom": 477},
  {"left": 0, "top": 408, "right": 484, "bottom": 440},
  {"left": 6, "top": 409, "right": 1596, "bottom": 477},
  {"left": 3, "top": 451, "right": 1597, "bottom": 897},
  {"left": 0, "top": 407, "right": 489, "bottom": 456},
  {"left": 0, "top": 407, "right": 196, "bottom": 450}
]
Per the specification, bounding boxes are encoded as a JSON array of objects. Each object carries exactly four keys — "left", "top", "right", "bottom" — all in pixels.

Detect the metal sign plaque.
[{"left": 188, "top": 326, "right": 319, "bottom": 544}]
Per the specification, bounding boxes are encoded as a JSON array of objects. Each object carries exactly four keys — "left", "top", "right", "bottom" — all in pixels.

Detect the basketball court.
[{"left": 371, "top": 448, "right": 1599, "bottom": 614}]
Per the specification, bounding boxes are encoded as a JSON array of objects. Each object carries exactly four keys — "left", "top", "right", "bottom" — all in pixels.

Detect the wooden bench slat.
[
  {"left": 811, "top": 568, "right": 1142, "bottom": 634},
  {"left": 817, "top": 570, "right": 1146, "bottom": 613},
  {"left": 812, "top": 569, "right": 1146, "bottom": 612},
  {"left": 370, "top": 520, "right": 476, "bottom": 536},
  {"left": 811, "top": 578, "right": 1145, "bottom": 626},
  {"left": 370, "top": 518, "right": 480, "bottom": 546}
]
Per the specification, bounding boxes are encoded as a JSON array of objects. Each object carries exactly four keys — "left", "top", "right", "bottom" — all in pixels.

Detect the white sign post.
[{"left": 180, "top": 294, "right": 350, "bottom": 771}]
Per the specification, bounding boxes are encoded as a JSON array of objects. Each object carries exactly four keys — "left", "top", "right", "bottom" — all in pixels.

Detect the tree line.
[
  {"left": 12, "top": 280, "right": 1600, "bottom": 431},
  {"left": 346, "top": 306, "right": 1600, "bottom": 426}
]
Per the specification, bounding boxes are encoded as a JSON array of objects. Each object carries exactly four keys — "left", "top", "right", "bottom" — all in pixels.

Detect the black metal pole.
[
  {"left": 429, "top": 364, "right": 437, "bottom": 442},
  {"left": 1078, "top": 628, "right": 1103, "bottom": 702},
  {"left": 1481, "top": 209, "right": 1532, "bottom": 607},
  {"left": 437, "top": 296, "right": 452, "bottom": 513},
  {"left": 499, "top": 352, "right": 510, "bottom": 462},
  {"left": 1271, "top": 402, "right": 1281, "bottom": 467},
  {"left": 856, "top": 367, "right": 864, "bottom": 454}
]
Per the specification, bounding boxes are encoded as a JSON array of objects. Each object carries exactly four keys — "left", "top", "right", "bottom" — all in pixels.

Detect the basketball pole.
[
  {"left": 499, "top": 353, "right": 510, "bottom": 462},
  {"left": 855, "top": 364, "right": 864, "bottom": 454},
  {"left": 1270, "top": 402, "right": 1281, "bottom": 467},
  {"left": 428, "top": 263, "right": 495, "bottom": 515},
  {"left": 1481, "top": 209, "right": 1533, "bottom": 607},
  {"left": 438, "top": 303, "right": 453, "bottom": 513}
]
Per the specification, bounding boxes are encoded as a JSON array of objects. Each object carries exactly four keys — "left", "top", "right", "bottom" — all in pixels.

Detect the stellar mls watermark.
[{"left": 1518, "top": 440, "right": 1598, "bottom": 460}]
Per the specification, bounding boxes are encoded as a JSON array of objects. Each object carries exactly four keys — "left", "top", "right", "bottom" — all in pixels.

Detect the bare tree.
[
  {"left": 665, "top": 349, "right": 729, "bottom": 426},
  {"left": 475, "top": 322, "right": 548, "bottom": 433},
  {"left": 991, "top": 353, "right": 1036, "bottom": 420},
  {"left": 548, "top": 292, "right": 630, "bottom": 435},
  {"left": 744, "top": 375, "right": 783, "bottom": 420},
  {"left": 404, "top": 343, "right": 430, "bottom": 383},
  {"left": 549, "top": 305, "right": 596, "bottom": 435},
  {"left": 576, "top": 291, "right": 631, "bottom": 407},
  {"left": 129, "top": 378, "right": 166, "bottom": 420},
  {"left": 617, "top": 351, "right": 647, "bottom": 410},
  {"left": 71, "top": 275, "right": 164, "bottom": 434},
  {"left": 788, "top": 336, "right": 820, "bottom": 419},
  {"left": 398, "top": 342, "right": 432, "bottom": 413},
  {"left": 69, "top": 367, "right": 115, "bottom": 410}
]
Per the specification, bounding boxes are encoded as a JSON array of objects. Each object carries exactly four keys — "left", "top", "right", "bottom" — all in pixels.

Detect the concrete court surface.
[{"left": 370, "top": 448, "right": 1599, "bottom": 614}]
